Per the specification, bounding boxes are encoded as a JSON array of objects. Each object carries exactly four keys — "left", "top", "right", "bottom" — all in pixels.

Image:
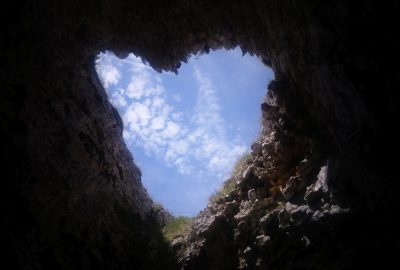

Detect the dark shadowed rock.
[{"left": 2, "top": 0, "right": 400, "bottom": 269}]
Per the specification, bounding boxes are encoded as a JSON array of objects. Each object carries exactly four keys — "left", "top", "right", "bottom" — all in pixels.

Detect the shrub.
[
  {"left": 162, "top": 216, "right": 192, "bottom": 241},
  {"left": 152, "top": 202, "right": 164, "bottom": 212},
  {"left": 209, "top": 178, "right": 236, "bottom": 203},
  {"left": 231, "top": 152, "right": 252, "bottom": 178},
  {"left": 209, "top": 152, "right": 252, "bottom": 203}
]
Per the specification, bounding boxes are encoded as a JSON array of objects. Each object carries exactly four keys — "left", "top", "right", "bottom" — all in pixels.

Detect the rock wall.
[{"left": 1, "top": 0, "right": 400, "bottom": 269}]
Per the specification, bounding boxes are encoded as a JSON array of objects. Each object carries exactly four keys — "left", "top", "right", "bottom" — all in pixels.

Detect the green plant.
[
  {"left": 231, "top": 152, "right": 252, "bottom": 178},
  {"left": 152, "top": 202, "right": 164, "bottom": 212},
  {"left": 162, "top": 216, "right": 192, "bottom": 241},
  {"left": 209, "top": 152, "right": 252, "bottom": 203},
  {"left": 209, "top": 178, "right": 236, "bottom": 203}
]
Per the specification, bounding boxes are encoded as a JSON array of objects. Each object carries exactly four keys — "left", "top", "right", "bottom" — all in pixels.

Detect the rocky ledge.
[{"left": 174, "top": 76, "right": 399, "bottom": 269}]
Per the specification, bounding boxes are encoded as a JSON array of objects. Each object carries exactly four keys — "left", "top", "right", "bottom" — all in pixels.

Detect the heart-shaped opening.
[{"left": 95, "top": 47, "right": 274, "bottom": 217}]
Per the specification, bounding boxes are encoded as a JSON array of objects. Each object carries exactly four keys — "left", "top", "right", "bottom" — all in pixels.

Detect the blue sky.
[{"left": 95, "top": 48, "right": 273, "bottom": 216}]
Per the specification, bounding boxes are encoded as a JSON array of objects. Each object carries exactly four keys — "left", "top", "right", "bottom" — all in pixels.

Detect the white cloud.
[
  {"left": 124, "top": 103, "right": 152, "bottom": 131},
  {"left": 192, "top": 68, "right": 224, "bottom": 134},
  {"left": 126, "top": 76, "right": 146, "bottom": 99},
  {"left": 185, "top": 68, "right": 247, "bottom": 179},
  {"left": 152, "top": 96, "right": 165, "bottom": 108},
  {"left": 97, "top": 52, "right": 247, "bottom": 185},
  {"left": 96, "top": 61, "right": 121, "bottom": 89},
  {"left": 110, "top": 88, "right": 127, "bottom": 107},
  {"left": 150, "top": 116, "right": 166, "bottom": 130},
  {"left": 145, "top": 85, "right": 164, "bottom": 97},
  {"left": 170, "top": 140, "right": 189, "bottom": 155},
  {"left": 171, "top": 112, "right": 182, "bottom": 121},
  {"left": 124, "top": 108, "right": 139, "bottom": 129},
  {"left": 163, "top": 121, "right": 181, "bottom": 138}
]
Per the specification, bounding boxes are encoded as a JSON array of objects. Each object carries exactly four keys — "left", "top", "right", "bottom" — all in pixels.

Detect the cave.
[{"left": 1, "top": 1, "right": 400, "bottom": 269}]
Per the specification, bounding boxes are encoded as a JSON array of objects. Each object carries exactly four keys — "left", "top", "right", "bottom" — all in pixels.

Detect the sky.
[{"left": 95, "top": 47, "right": 274, "bottom": 216}]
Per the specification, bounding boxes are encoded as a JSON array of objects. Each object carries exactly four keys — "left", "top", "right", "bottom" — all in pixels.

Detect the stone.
[
  {"left": 304, "top": 165, "right": 329, "bottom": 205},
  {"left": 252, "top": 197, "right": 274, "bottom": 211},
  {"left": 234, "top": 200, "right": 253, "bottom": 221},
  {"left": 243, "top": 246, "right": 252, "bottom": 254},
  {"left": 251, "top": 142, "right": 262, "bottom": 155},
  {"left": 238, "top": 258, "right": 248, "bottom": 270},
  {"left": 300, "top": 236, "right": 311, "bottom": 247},
  {"left": 234, "top": 229, "right": 241, "bottom": 242},
  {"left": 289, "top": 205, "right": 313, "bottom": 226},
  {"left": 282, "top": 185, "right": 295, "bottom": 200},
  {"left": 296, "top": 158, "right": 313, "bottom": 176},
  {"left": 282, "top": 176, "right": 304, "bottom": 200},
  {"left": 223, "top": 201, "right": 240, "bottom": 216},
  {"left": 243, "top": 246, "right": 253, "bottom": 261},
  {"left": 260, "top": 210, "right": 279, "bottom": 234},
  {"left": 248, "top": 189, "right": 257, "bottom": 202},
  {"left": 242, "top": 166, "right": 255, "bottom": 181},
  {"left": 151, "top": 203, "right": 174, "bottom": 227},
  {"left": 256, "top": 188, "right": 269, "bottom": 199},
  {"left": 255, "top": 234, "right": 271, "bottom": 248},
  {"left": 171, "top": 236, "right": 186, "bottom": 250},
  {"left": 255, "top": 258, "right": 263, "bottom": 267},
  {"left": 278, "top": 209, "right": 291, "bottom": 229}
]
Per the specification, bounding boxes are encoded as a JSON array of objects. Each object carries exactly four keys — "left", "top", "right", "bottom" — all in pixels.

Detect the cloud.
[
  {"left": 94, "top": 48, "right": 274, "bottom": 216},
  {"left": 95, "top": 56, "right": 121, "bottom": 89},
  {"left": 162, "top": 121, "right": 181, "bottom": 138},
  {"left": 188, "top": 68, "right": 247, "bottom": 178},
  {"left": 150, "top": 116, "right": 166, "bottom": 130},
  {"left": 126, "top": 76, "right": 146, "bottom": 99},
  {"left": 96, "top": 52, "right": 247, "bottom": 184},
  {"left": 110, "top": 88, "right": 127, "bottom": 107}
]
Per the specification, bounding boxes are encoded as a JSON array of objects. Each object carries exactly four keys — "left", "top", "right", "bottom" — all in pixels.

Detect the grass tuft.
[
  {"left": 162, "top": 216, "right": 192, "bottom": 241},
  {"left": 231, "top": 152, "right": 252, "bottom": 178},
  {"left": 209, "top": 152, "right": 252, "bottom": 203}
]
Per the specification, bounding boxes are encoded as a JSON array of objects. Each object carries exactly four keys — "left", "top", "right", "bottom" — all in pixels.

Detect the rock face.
[{"left": 1, "top": 0, "right": 400, "bottom": 269}]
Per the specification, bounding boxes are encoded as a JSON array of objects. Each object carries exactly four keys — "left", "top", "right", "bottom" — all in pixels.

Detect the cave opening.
[
  {"left": 3, "top": 1, "right": 400, "bottom": 269},
  {"left": 95, "top": 47, "right": 274, "bottom": 216}
]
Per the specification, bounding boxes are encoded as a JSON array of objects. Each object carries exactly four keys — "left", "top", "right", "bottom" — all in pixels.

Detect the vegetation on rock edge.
[
  {"left": 162, "top": 216, "right": 193, "bottom": 241},
  {"left": 209, "top": 152, "right": 252, "bottom": 203}
]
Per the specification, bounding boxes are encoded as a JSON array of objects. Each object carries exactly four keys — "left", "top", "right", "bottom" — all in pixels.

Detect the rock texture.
[{"left": 1, "top": 0, "right": 400, "bottom": 269}]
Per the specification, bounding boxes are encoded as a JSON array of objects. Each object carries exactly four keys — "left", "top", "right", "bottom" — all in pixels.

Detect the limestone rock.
[
  {"left": 304, "top": 165, "right": 330, "bottom": 205},
  {"left": 248, "top": 189, "right": 257, "bottom": 202},
  {"left": 255, "top": 234, "right": 271, "bottom": 248},
  {"left": 2, "top": 1, "right": 400, "bottom": 269}
]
